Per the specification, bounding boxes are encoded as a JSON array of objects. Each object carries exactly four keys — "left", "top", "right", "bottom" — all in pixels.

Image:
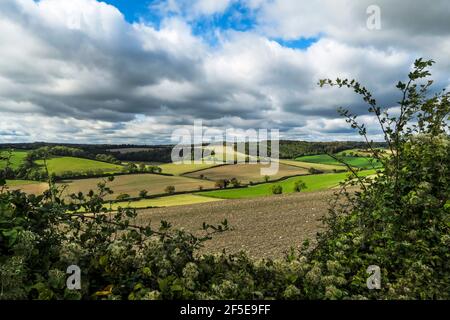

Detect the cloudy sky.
[{"left": 0, "top": 0, "right": 449, "bottom": 144}]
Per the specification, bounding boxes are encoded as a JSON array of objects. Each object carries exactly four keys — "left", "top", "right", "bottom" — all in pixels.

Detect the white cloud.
[{"left": 0, "top": 0, "right": 449, "bottom": 143}]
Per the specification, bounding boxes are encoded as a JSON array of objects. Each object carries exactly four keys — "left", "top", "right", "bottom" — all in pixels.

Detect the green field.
[
  {"left": 200, "top": 170, "right": 377, "bottom": 199},
  {"left": 0, "top": 150, "right": 28, "bottom": 169},
  {"left": 109, "top": 194, "right": 222, "bottom": 210},
  {"left": 35, "top": 157, "right": 123, "bottom": 175},
  {"left": 295, "top": 154, "right": 382, "bottom": 169},
  {"left": 5, "top": 179, "right": 39, "bottom": 186},
  {"left": 159, "top": 162, "right": 220, "bottom": 175}
]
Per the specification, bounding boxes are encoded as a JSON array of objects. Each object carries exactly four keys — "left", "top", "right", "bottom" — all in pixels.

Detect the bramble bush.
[{"left": 0, "top": 59, "right": 448, "bottom": 300}]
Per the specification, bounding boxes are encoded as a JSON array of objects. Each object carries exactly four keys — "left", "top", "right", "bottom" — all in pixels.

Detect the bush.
[
  {"left": 215, "top": 179, "right": 229, "bottom": 189},
  {"left": 230, "top": 178, "right": 241, "bottom": 187},
  {"left": 308, "top": 168, "right": 323, "bottom": 175},
  {"left": 116, "top": 193, "right": 131, "bottom": 201},
  {"left": 165, "top": 185, "right": 175, "bottom": 194},
  {"left": 271, "top": 185, "right": 283, "bottom": 195},
  {"left": 139, "top": 190, "right": 148, "bottom": 198},
  {"left": 293, "top": 180, "right": 306, "bottom": 192}
]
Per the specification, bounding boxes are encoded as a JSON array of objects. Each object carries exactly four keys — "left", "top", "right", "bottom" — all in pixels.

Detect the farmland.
[
  {"left": 135, "top": 189, "right": 338, "bottom": 258},
  {"left": 159, "top": 162, "right": 221, "bottom": 175},
  {"left": 35, "top": 156, "right": 123, "bottom": 175},
  {"left": 6, "top": 179, "right": 49, "bottom": 194},
  {"left": 3, "top": 145, "right": 382, "bottom": 208},
  {"left": 278, "top": 159, "right": 345, "bottom": 172},
  {"left": 0, "top": 150, "right": 28, "bottom": 169},
  {"left": 58, "top": 173, "right": 216, "bottom": 200},
  {"left": 199, "top": 169, "right": 377, "bottom": 199},
  {"left": 110, "top": 194, "right": 223, "bottom": 210},
  {"left": 295, "top": 154, "right": 382, "bottom": 169},
  {"left": 185, "top": 163, "right": 309, "bottom": 184}
]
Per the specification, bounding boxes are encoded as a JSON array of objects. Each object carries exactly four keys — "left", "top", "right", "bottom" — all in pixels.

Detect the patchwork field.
[
  {"left": 185, "top": 163, "right": 309, "bottom": 184},
  {"left": 110, "top": 194, "right": 222, "bottom": 210},
  {"left": 295, "top": 154, "right": 382, "bottom": 169},
  {"left": 58, "top": 173, "right": 216, "bottom": 199},
  {"left": 200, "top": 169, "right": 376, "bottom": 199},
  {"left": 0, "top": 150, "right": 28, "bottom": 169},
  {"left": 35, "top": 157, "right": 123, "bottom": 175}
]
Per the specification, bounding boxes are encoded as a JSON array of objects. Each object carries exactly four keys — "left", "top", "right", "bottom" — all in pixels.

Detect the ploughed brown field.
[
  {"left": 134, "top": 189, "right": 339, "bottom": 258},
  {"left": 185, "top": 163, "right": 309, "bottom": 184}
]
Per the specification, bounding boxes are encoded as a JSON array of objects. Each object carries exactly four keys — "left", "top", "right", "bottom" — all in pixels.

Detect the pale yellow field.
[
  {"left": 109, "top": 194, "right": 222, "bottom": 210},
  {"left": 278, "top": 159, "right": 346, "bottom": 172}
]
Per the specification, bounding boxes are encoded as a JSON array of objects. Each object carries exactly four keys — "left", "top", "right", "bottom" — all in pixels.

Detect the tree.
[
  {"left": 293, "top": 180, "right": 306, "bottom": 192},
  {"left": 215, "top": 179, "right": 230, "bottom": 189},
  {"left": 139, "top": 190, "right": 148, "bottom": 198},
  {"left": 116, "top": 193, "right": 131, "bottom": 201},
  {"left": 230, "top": 178, "right": 241, "bottom": 187},
  {"left": 271, "top": 184, "right": 283, "bottom": 195},
  {"left": 165, "top": 185, "right": 175, "bottom": 194}
]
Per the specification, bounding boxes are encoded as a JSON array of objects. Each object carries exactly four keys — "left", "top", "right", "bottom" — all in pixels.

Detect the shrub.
[
  {"left": 215, "top": 179, "right": 229, "bottom": 189},
  {"left": 116, "top": 193, "right": 131, "bottom": 201},
  {"left": 271, "top": 184, "right": 283, "bottom": 195},
  {"left": 165, "top": 185, "right": 175, "bottom": 194},
  {"left": 308, "top": 168, "right": 324, "bottom": 175},
  {"left": 230, "top": 178, "right": 241, "bottom": 187},
  {"left": 139, "top": 190, "right": 148, "bottom": 198},
  {"left": 293, "top": 180, "right": 306, "bottom": 192}
]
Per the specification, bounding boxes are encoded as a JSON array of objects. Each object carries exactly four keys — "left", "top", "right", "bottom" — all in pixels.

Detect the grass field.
[
  {"left": 35, "top": 157, "right": 123, "bottom": 175},
  {"left": 58, "top": 173, "right": 216, "bottom": 199},
  {"left": 278, "top": 159, "right": 345, "bottom": 172},
  {"left": 159, "top": 162, "right": 221, "bottom": 175},
  {"left": 185, "top": 163, "right": 309, "bottom": 184},
  {"left": 6, "top": 179, "right": 39, "bottom": 186},
  {"left": 199, "top": 169, "right": 377, "bottom": 199},
  {"left": 0, "top": 150, "right": 28, "bottom": 169},
  {"left": 110, "top": 194, "right": 222, "bottom": 210},
  {"left": 295, "top": 154, "right": 382, "bottom": 169}
]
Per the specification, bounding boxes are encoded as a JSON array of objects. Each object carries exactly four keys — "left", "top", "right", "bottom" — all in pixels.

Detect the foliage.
[
  {"left": 293, "top": 181, "right": 307, "bottom": 193},
  {"left": 271, "top": 185, "right": 283, "bottom": 195},
  {"left": 165, "top": 185, "right": 176, "bottom": 195},
  {"left": 139, "top": 190, "right": 149, "bottom": 198}
]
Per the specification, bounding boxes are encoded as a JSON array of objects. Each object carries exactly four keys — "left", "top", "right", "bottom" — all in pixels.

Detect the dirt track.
[{"left": 135, "top": 190, "right": 338, "bottom": 258}]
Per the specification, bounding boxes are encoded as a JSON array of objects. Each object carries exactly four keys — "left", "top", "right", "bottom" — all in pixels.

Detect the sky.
[{"left": 0, "top": 0, "right": 449, "bottom": 144}]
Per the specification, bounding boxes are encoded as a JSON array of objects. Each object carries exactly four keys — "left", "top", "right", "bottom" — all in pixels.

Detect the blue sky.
[{"left": 101, "top": 0, "right": 312, "bottom": 49}]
